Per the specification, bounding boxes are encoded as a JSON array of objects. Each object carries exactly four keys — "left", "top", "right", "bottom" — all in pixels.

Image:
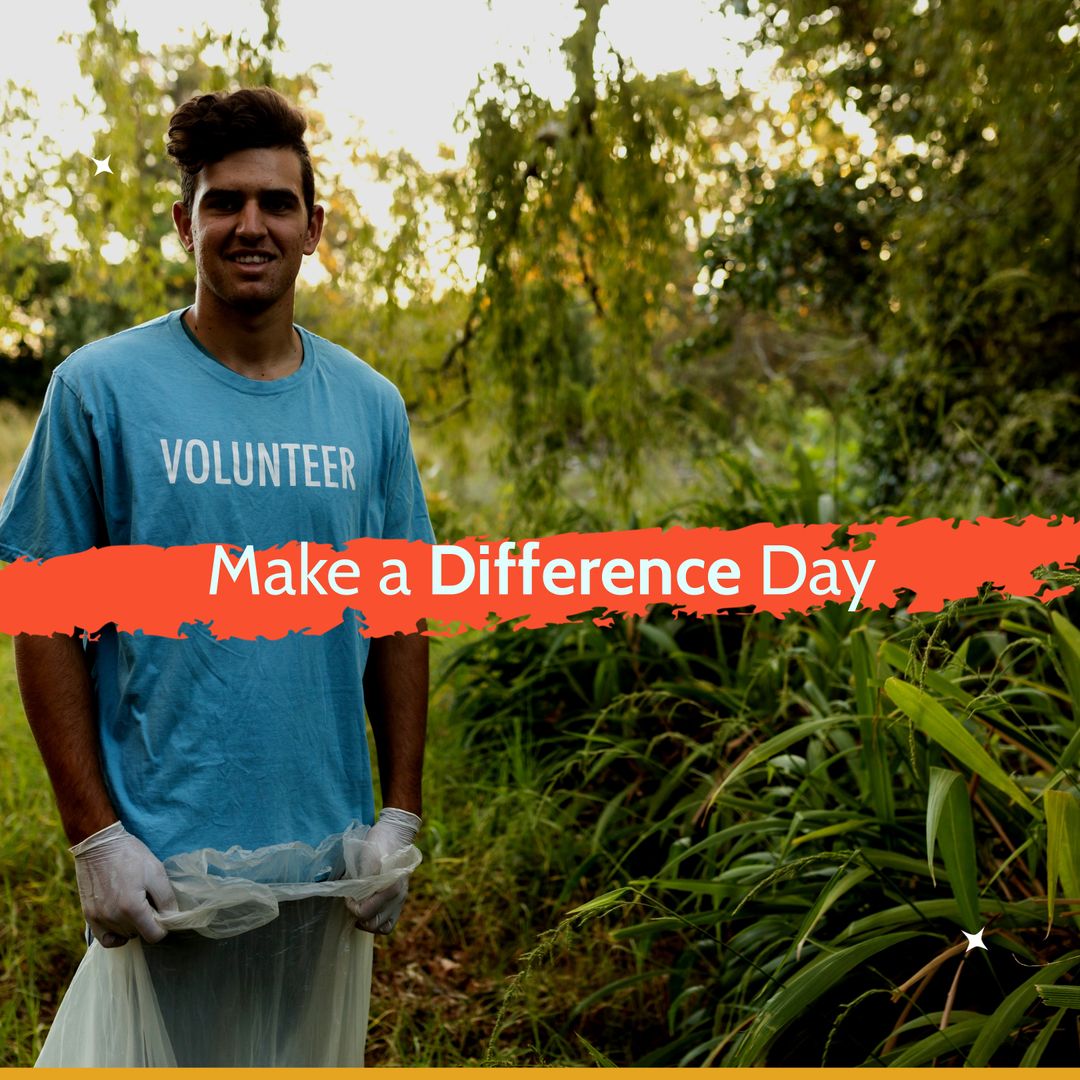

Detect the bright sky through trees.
[
  {"left": 7, "top": 0, "right": 775, "bottom": 253},
  {"left": 9, "top": 0, "right": 775, "bottom": 161}
]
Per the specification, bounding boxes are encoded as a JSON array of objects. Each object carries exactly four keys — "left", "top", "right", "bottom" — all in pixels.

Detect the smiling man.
[{"left": 0, "top": 88, "right": 433, "bottom": 1065}]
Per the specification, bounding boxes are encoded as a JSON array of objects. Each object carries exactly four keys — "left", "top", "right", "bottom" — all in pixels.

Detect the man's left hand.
[{"left": 347, "top": 807, "right": 421, "bottom": 935}]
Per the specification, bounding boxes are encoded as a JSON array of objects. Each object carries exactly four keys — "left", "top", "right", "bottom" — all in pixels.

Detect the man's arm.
[
  {"left": 362, "top": 627, "right": 429, "bottom": 816},
  {"left": 13, "top": 632, "right": 176, "bottom": 946},
  {"left": 13, "top": 632, "right": 117, "bottom": 844}
]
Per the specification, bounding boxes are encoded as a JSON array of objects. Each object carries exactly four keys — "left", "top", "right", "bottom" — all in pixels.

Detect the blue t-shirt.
[{"left": 0, "top": 310, "right": 434, "bottom": 860}]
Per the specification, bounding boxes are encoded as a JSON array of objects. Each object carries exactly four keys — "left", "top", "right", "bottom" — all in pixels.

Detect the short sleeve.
[
  {"left": 0, "top": 371, "right": 107, "bottom": 561},
  {"left": 382, "top": 405, "right": 435, "bottom": 545}
]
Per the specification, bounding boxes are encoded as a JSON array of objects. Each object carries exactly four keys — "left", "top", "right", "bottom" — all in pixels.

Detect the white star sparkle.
[{"left": 961, "top": 927, "right": 988, "bottom": 953}]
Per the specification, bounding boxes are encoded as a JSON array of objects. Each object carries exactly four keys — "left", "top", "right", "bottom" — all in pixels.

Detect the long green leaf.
[
  {"left": 851, "top": 627, "right": 876, "bottom": 717},
  {"left": 575, "top": 1032, "right": 617, "bottom": 1067},
  {"left": 1045, "top": 789, "right": 1080, "bottom": 930},
  {"left": 884, "top": 677, "right": 1037, "bottom": 815},
  {"left": 925, "top": 768, "right": 959, "bottom": 885},
  {"left": 570, "top": 970, "right": 667, "bottom": 1019},
  {"left": 790, "top": 818, "right": 874, "bottom": 847},
  {"left": 1019, "top": 1007, "right": 1067, "bottom": 1065},
  {"left": 1051, "top": 612, "right": 1080, "bottom": 731},
  {"left": 840, "top": 898, "right": 1040, "bottom": 940},
  {"left": 928, "top": 767, "right": 981, "bottom": 930},
  {"left": 705, "top": 716, "right": 837, "bottom": 806},
  {"left": 967, "top": 951, "right": 1080, "bottom": 1066},
  {"left": 1035, "top": 985, "right": 1080, "bottom": 1009},
  {"left": 1049, "top": 614, "right": 1080, "bottom": 773},
  {"left": 793, "top": 865, "right": 872, "bottom": 960},
  {"left": 852, "top": 629, "right": 894, "bottom": 822},
  {"left": 1054, "top": 723, "right": 1080, "bottom": 778},
  {"left": 889, "top": 1018, "right": 984, "bottom": 1066},
  {"left": 731, "top": 931, "right": 922, "bottom": 1065}
]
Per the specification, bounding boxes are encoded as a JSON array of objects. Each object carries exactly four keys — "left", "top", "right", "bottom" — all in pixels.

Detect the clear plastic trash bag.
[{"left": 36, "top": 821, "right": 421, "bottom": 1067}]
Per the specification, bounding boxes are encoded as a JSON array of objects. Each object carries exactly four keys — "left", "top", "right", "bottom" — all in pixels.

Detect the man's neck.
[{"left": 184, "top": 292, "right": 302, "bottom": 381}]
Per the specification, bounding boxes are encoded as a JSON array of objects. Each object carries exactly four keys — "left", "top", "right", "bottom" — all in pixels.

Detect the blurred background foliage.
[{"left": 2, "top": 0, "right": 1079, "bottom": 1066}]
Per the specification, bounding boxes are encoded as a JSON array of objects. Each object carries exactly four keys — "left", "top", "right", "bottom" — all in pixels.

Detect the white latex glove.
[
  {"left": 70, "top": 821, "right": 178, "bottom": 948},
  {"left": 346, "top": 807, "right": 421, "bottom": 935}
]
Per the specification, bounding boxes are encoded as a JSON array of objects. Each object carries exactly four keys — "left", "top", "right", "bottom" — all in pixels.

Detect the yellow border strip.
[{"left": 11, "top": 1070, "right": 1080, "bottom": 1077}]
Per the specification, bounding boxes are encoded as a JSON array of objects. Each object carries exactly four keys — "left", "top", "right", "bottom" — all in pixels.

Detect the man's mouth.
[{"left": 229, "top": 253, "right": 274, "bottom": 264}]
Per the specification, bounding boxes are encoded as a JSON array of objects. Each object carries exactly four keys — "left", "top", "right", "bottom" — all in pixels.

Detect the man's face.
[{"left": 172, "top": 147, "right": 323, "bottom": 315}]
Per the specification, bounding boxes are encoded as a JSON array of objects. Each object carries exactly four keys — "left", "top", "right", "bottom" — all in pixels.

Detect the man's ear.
[
  {"left": 172, "top": 201, "right": 195, "bottom": 253},
  {"left": 303, "top": 203, "right": 325, "bottom": 256}
]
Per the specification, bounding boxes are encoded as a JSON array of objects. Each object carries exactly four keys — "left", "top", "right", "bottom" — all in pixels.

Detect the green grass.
[
  {"left": 0, "top": 403, "right": 35, "bottom": 501},
  {"left": 0, "top": 409, "right": 80, "bottom": 1062},
  {"left": 363, "top": 634, "right": 653, "bottom": 1065},
  {"left": 0, "top": 633, "right": 84, "bottom": 1066},
  {"left": 418, "top": 595, "right": 1080, "bottom": 1066}
]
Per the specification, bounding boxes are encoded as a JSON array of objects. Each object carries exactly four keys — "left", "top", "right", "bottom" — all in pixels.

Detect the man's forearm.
[
  {"left": 363, "top": 629, "right": 428, "bottom": 817},
  {"left": 14, "top": 633, "right": 117, "bottom": 845}
]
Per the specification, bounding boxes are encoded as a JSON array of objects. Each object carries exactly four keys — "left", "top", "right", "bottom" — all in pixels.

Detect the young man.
[{"left": 0, "top": 88, "right": 432, "bottom": 1063}]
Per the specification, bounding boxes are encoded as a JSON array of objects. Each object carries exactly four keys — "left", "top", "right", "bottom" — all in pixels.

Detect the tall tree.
[{"left": 441, "top": 0, "right": 733, "bottom": 530}]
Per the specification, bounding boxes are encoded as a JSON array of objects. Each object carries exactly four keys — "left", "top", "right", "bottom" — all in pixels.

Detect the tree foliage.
[
  {"left": 713, "top": 0, "right": 1080, "bottom": 511},
  {"left": 437, "top": 0, "right": 737, "bottom": 529},
  {"left": 2, "top": 0, "right": 1077, "bottom": 522},
  {"left": 0, "top": 0, "right": 327, "bottom": 399}
]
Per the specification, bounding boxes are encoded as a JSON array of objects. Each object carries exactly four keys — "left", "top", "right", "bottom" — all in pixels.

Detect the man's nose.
[{"left": 235, "top": 199, "right": 267, "bottom": 237}]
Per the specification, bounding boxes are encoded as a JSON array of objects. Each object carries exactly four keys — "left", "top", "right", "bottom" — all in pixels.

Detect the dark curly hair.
[{"left": 166, "top": 87, "right": 315, "bottom": 218}]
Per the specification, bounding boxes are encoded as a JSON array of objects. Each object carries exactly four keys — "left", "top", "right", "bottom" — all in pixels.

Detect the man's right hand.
[{"left": 71, "top": 822, "right": 178, "bottom": 948}]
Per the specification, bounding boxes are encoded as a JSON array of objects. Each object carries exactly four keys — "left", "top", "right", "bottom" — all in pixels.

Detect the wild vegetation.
[{"left": 1, "top": 0, "right": 1078, "bottom": 1065}]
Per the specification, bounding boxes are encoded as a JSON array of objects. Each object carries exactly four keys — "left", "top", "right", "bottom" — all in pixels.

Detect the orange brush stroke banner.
[{"left": 0, "top": 517, "right": 1077, "bottom": 640}]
